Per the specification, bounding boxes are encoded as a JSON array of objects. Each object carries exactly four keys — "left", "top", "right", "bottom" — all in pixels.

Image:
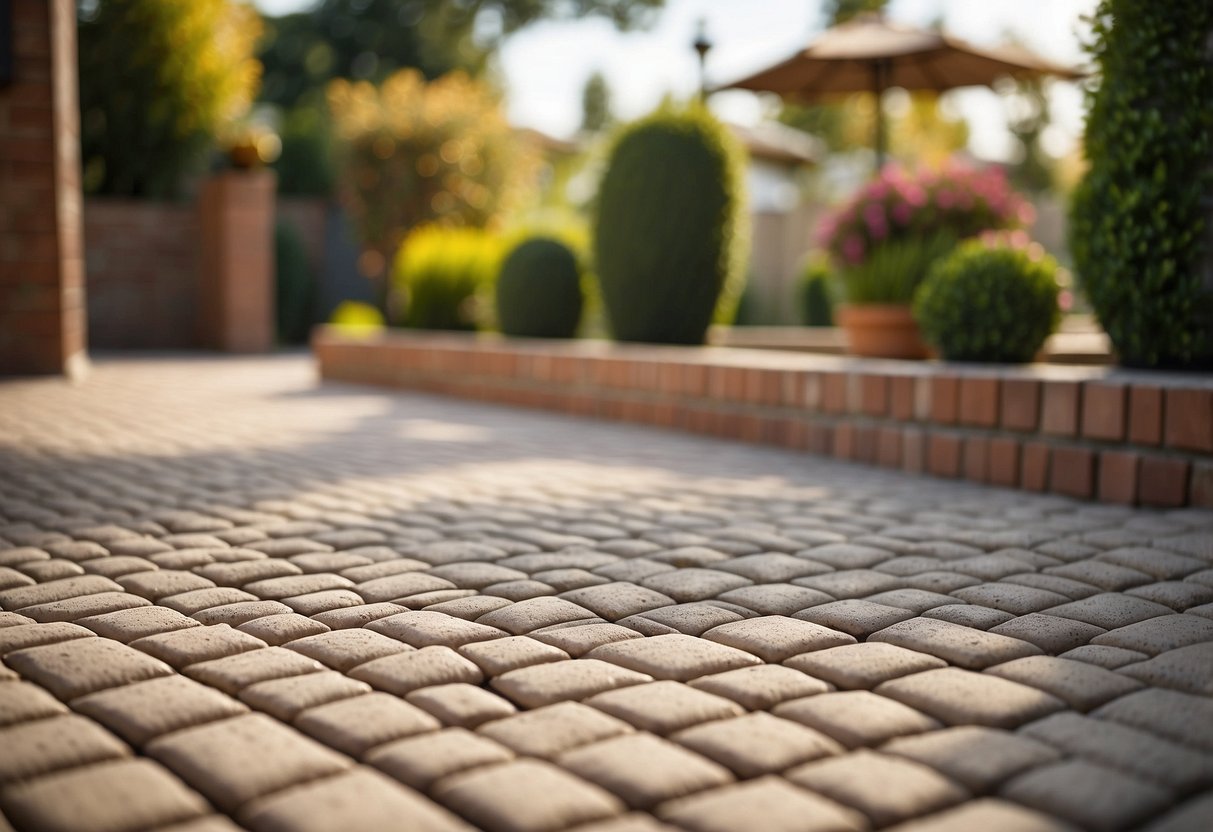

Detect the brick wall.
[
  {"left": 84, "top": 200, "right": 198, "bottom": 349},
  {"left": 314, "top": 329, "right": 1213, "bottom": 509},
  {"left": 0, "top": 0, "right": 86, "bottom": 375}
]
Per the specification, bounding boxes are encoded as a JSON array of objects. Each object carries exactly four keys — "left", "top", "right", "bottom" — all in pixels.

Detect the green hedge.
[
  {"left": 1069, "top": 0, "right": 1213, "bottom": 368},
  {"left": 593, "top": 106, "right": 748, "bottom": 344},
  {"left": 495, "top": 237, "right": 584, "bottom": 338}
]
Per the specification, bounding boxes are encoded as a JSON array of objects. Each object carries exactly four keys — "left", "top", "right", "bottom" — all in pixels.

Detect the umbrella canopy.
[{"left": 722, "top": 13, "right": 1084, "bottom": 165}]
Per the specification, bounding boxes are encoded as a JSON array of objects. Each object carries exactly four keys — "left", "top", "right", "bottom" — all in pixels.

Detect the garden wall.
[
  {"left": 85, "top": 199, "right": 198, "bottom": 349},
  {"left": 314, "top": 328, "right": 1213, "bottom": 509}
]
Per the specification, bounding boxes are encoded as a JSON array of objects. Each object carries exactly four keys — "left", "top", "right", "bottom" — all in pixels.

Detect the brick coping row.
[{"left": 313, "top": 328, "right": 1213, "bottom": 509}]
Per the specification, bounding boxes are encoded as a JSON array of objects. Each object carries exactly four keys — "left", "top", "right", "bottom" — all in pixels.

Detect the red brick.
[
  {"left": 889, "top": 377, "right": 915, "bottom": 421},
  {"left": 1164, "top": 389, "right": 1213, "bottom": 452},
  {"left": 803, "top": 374, "right": 823, "bottom": 410},
  {"left": 988, "top": 439, "right": 1020, "bottom": 488},
  {"left": 820, "top": 373, "right": 848, "bottom": 414},
  {"left": 782, "top": 372, "right": 808, "bottom": 408},
  {"left": 833, "top": 423, "right": 856, "bottom": 460},
  {"left": 1138, "top": 456, "right": 1190, "bottom": 508},
  {"left": 902, "top": 428, "right": 925, "bottom": 474},
  {"left": 1191, "top": 462, "right": 1213, "bottom": 509},
  {"left": 877, "top": 428, "right": 902, "bottom": 468},
  {"left": 1021, "top": 442, "right": 1051, "bottom": 492},
  {"left": 963, "top": 437, "right": 990, "bottom": 483},
  {"left": 958, "top": 378, "right": 999, "bottom": 427},
  {"left": 681, "top": 365, "right": 708, "bottom": 398},
  {"left": 854, "top": 426, "right": 879, "bottom": 464},
  {"left": 1128, "top": 386, "right": 1163, "bottom": 445},
  {"left": 929, "top": 376, "right": 959, "bottom": 424},
  {"left": 1040, "top": 381, "right": 1081, "bottom": 436},
  {"left": 860, "top": 375, "right": 888, "bottom": 416},
  {"left": 927, "top": 434, "right": 962, "bottom": 478},
  {"left": 1080, "top": 383, "right": 1127, "bottom": 441},
  {"left": 1098, "top": 451, "right": 1139, "bottom": 506},
  {"left": 806, "top": 422, "right": 832, "bottom": 456},
  {"left": 1050, "top": 447, "right": 1095, "bottom": 499}
]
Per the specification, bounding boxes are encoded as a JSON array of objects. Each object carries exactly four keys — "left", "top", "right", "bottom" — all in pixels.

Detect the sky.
[{"left": 253, "top": 0, "right": 1097, "bottom": 163}]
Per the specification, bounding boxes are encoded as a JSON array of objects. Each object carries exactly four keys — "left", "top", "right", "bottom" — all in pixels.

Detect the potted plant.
[{"left": 818, "top": 162, "right": 1033, "bottom": 359}]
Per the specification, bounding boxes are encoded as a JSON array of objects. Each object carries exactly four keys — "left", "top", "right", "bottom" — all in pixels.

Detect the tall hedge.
[
  {"left": 593, "top": 106, "right": 747, "bottom": 344},
  {"left": 1070, "top": 0, "right": 1213, "bottom": 368},
  {"left": 78, "top": 0, "right": 262, "bottom": 197}
]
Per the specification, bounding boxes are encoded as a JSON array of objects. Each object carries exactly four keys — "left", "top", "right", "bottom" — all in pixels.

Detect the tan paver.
[
  {"left": 432, "top": 759, "right": 625, "bottom": 832},
  {"left": 2, "top": 356, "right": 1211, "bottom": 832},
  {"left": 774, "top": 690, "right": 941, "bottom": 748},
  {"left": 672, "top": 711, "right": 843, "bottom": 777},
  {"left": 367, "top": 727, "right": 515, "bottom": 791},
  {"left": 74, "top": 675, "right": 249, "bottom": 746},
  {"left": 657, "top": 777, "right": 867, "bottom": 832},
  {"left": 295, "top": 691, "right": 440, "bottom": 756},
  {"left": 788, "top": 750, "right": 968, "bottom": 827},
  {"left": 240, "top": 768, "right": 472, "bottom": 832},
  {"left": 146, "top": 713, "right": 350, "bottom": 813},
  {"left": 0, "top": 758, "right": 211, "bottom": 832}
]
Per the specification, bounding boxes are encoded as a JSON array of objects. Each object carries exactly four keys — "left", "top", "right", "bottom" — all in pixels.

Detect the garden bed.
[{"left": 313, "top": 326, "right": 1213, "bottom": 509}]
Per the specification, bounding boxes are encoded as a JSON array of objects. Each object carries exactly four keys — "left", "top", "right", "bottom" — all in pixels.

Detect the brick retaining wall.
[{"left": 313, "top": 328, "right": 1213, "bottom": 509}]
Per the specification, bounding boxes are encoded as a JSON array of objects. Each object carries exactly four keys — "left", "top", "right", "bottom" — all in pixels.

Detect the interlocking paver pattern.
[{"left": 1, "top": 355, "right": 1211, "bottom": 830}]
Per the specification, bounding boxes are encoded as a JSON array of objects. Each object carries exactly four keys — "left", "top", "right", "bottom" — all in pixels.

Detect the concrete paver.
[{"left": 1, "top": 355, "right": 1212, "bottom": 830}]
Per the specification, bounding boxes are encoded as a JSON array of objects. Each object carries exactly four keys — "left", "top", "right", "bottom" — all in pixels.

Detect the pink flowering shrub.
[{"left": 818, "top": 162, "right": 1035, "bottom": 268}]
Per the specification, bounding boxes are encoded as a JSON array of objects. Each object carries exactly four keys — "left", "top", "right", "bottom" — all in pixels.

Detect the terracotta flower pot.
[{"left": 836, "top": 303, "right": 930, "bottom": 360}]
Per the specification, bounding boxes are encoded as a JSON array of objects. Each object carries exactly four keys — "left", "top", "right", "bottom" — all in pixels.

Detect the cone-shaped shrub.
[
  {"left": 593, "top": 106, "right": 747, "bottom": 344},
  {"left": 495, "top": 237, "right": 584, "bottom": 338}
]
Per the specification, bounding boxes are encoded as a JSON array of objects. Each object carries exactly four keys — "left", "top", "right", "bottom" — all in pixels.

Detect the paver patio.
[{"left": 1, "top": 354, "right": 1211, "bottom": 832}]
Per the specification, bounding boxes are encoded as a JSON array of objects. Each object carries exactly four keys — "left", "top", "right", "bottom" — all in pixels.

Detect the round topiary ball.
[
  {"left": 495, "top": 237, "right": 583, "bottom": 338},
  {"left": 914, "top": 237, "right": 1061, "bottom": 363}
]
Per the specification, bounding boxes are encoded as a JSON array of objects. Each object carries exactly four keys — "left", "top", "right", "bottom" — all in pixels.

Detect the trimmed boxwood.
[
  {"left": 1069, "top": 0, "right": 1213, "bottom": 368},
  {"left": 495, "top": 237, "right": 584, "bottom": 338},
  {"left": 914, "top": 238, "right": 1060, "bottom": 363}
]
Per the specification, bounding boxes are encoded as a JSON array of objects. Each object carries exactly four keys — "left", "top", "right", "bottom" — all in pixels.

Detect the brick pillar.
[
  {"left": 0, "top": 0, "right": 86, "bottom": 376},
  {"left": 197, "top": 169, "right": 276, "bottom": 352}
]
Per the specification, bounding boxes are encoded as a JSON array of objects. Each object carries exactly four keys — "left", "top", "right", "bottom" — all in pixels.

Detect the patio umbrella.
[{"left": 721, "top": 13, "right": 1084, "bottom": 167}]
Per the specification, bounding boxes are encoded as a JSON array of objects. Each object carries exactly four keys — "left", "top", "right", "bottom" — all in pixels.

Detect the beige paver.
[
  {"left": 788, "top": 750, "right": 968, "bottom": 827},
  {"left": 2, "top": 356, "right": 1212, "bottom": 832},
  {"left": 672, "top": 711, "right": 843, "bottom": 777},
  {"left": 295, "top": 691, "right": 440, "bottom": 756},
  {"left": 774, "top": 690, "right": 941, "bottom": 748},
  {"left": 367, "top": 727, "right": 515, "bottom": 791},
  {"left": 74, "top": 674, "right": 249, "bottom": 746},
  {"left": 657, "top": 777, "right": 867, "bottom": 832},
  {"left": 146, "top": 713, "right": 350, "bottom": 813},
  {"left": 0, "top": 758, "right": 211, "bottom": 832},
  {"left": 432, "top": 759, "right": 625, "bottom": 832}
]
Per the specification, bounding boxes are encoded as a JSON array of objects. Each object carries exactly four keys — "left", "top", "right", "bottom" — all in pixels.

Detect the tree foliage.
[
  {"left": 1069, "top": 0, "right": 1213, "bottom": 368},
  {"left": 258, "top": 0, "right": 663, "bottom": 109},
  {"left": 327, "top": 69, "right": 540, "bottom": 270},
  {"left": 78, "top": 0, "right": 262, "bottom": 197}
]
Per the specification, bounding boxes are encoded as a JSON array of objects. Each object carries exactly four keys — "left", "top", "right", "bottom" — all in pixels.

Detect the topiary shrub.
[
  {"left": 914, "top": 234, "right": 1061, "bottom": 363},
  {"left": 798, "top": 255, "right": 835, "bottom": 326},
  {"left": 593, "top": 105, "right": 748, "bottom": 344},
  {"left": 495, "top": 237, "right": 584, "bottom": 338},
  {"left": 1069, "top": 0, "right": 1213, "bottom": 368},
  {"left": 329, "top": 300, "right": 384, "bottom": 337},
  {"left": 275, "top": 221, "right": 317, "bottom": 344},
  {"left": 391, "top": 225, "right": 500, "bottom": 331}
]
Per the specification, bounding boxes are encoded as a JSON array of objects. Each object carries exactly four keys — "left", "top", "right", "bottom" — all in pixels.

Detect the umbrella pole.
[{"left": 873, "top": 59, "right": 888, "bottom": 171}]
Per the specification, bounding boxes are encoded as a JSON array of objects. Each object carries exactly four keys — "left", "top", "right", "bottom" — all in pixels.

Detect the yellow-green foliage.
[
  {"left": 391, "top": 225, "right": 502, "bottom": 331},
  {"left": 329, "top": 301, "right": 385, "bottom": 335},
  {"left": 327, "top": 69, "right": 540, "bottom": 267},
  {"left": 593, "top": 105, "right": 748, "bottom": 344},
  {"left": 79, "top": 0, "right": 262, "bottom": 196}
]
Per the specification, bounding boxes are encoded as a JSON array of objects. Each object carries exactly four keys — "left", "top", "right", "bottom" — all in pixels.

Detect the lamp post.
[{"left": 693, "top": 18, "right": 712, "bottom": 101}]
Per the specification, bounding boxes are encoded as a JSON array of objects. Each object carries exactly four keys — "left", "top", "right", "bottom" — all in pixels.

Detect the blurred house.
[{"left": 728, "top": 121, "right": 822, "bottom": 325}]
